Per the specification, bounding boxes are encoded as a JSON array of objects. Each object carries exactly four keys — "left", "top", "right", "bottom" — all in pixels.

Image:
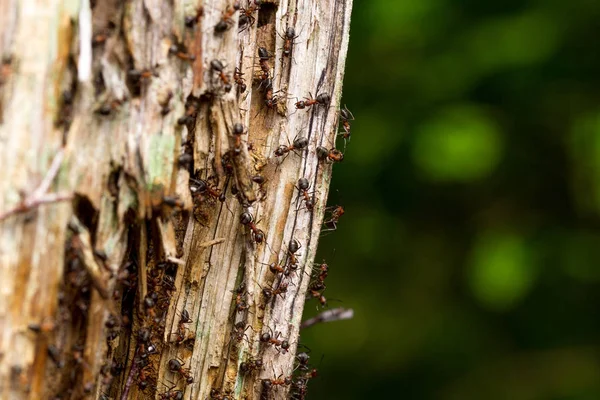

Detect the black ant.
[
  {"left": 232, "top": 122, "right": 246, "bottom": 154},
  {"left": 274, "top": 135, "right": 308, "bottom": 158},
  {"left": 177, "top": 96, "right": 200, "bottom": 125},
  {"left": 240, "top": 356, "right": 264, "bottom": 374},
  {"left": 295, "top": 352, "right": 311, "bottom": 371},
  {"left": 167, "top": 358, "right": 194, "bottom": 385},
  {"left": 294, "top": 93, "right": 330, "bottom": 110},
  {"left": 185, "top": 6, "right": 204, "bottom": 28},
  {"left": 190, "top": 177, "right": 222, "bottom": 202},
  {"left": 239, "top": 0, "right": 261, "bottom": 30},
  {"left": 316, "top": 146, "right": 344, "bottom": 163},
  {"left": 215, "top": 1, "right": 240, "bottom": 32},
  {"left": 240, "top": 211, "right": 265, "bottom": 243},
  {"left": 260, "top": 330, "right": 290, "bottom": 353},
  {"left": 264, "top": 80, "right": 282, "bottom": 110},
  {"left": 211, "top": 60, "right": 232, "bottom": 92},
  {"left": 137, "top": 363, "right": 157, "bottom": 392},
  {"left": 234, "top": 67, "right": 247, "bottom": 93},
  {"left": 296, "top": 178, "right": 315, "bottom": 211},
  {"left": 286, "top": 238, "right": 302, "bottom": 268}
]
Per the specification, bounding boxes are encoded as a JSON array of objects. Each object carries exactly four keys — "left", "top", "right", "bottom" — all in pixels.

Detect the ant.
[
  {"left": 337, "top": 105, "right": 354, "bottom": 148},
  {"left": 171, "top": 309, "right": 192, "bottom": 344},
  {"left": 278, "top": 26, "right": 301, "bottom": 58},
  {"left": 190, "top": 177, "right": 222, "bottom": 202},
  {"left": 232, "top": 283, "right": 249, "bottom": 313},
  {"left": 261, "top": 279, "right": 290, "bottom": 300},
  {"left": 316, "top": 146, "right": 344, "bottom": 163},
  {"left": 260, "top": 330, "right": 290, "bottom": 353},
  {"left": 257, "top": 47, "right": 272, "bottom": 81},
  {"left": 167, "top": 358, "right": 194, "bottom": 385},
  {"left": 294, "top": 93, "right": 330, "bottom": 110},
  {"left": 240, "top": 356, "right": 264, "bottom": 374},
  {"left": 185, "top": 6, "right": 204, "bottom": 28},
  {"left": 168, "top": 44, "right": 195, "bottom": 61},
  {"left": 239, "top": 0, "right": 261, "bottom": 30},
  {"left": 262, "top": 375, "right": 293, "bottom": 389},
  {"left": 137, "top": 363, "right": 157, "bottom": 392},
  {"left": 210, "top": 388, "right": 233, "bottom": 400},
  {"left": 127, "top": 68, "right": 158, "bottom": 83},
  {"left": 215, "top": 1, "right": 240, "bottom": 32},
  {"left": 286, "top": 238, "right": 302, "bottom": 268},
  {"left": 177, "top": 96, "right": 200, "bottom": 125},
  {"left": 240, "top": 211, "right": 265, "bottom": 243},
  {"left": 211, "top": 59, "right": 232, "bottom": 92},
  {"left": 322, "top": 205, "right": 345, "bottom": 232},
  {"left": 296, "top": 178, "right": 315, "bottom": 211},
  {"left": 274, "top": 135, "right": 308, "bottom": 158},
  {"left": 295, "top": 352, "right": 310, "bottom": 372},
  {"left": 158, "top": 385, "right": 184, "bottom": 400},
  {"left": 233, "top": 67, "right": 247, "bottom": 93},
  {"left": 232, "top": 122, "right": 246, "bottom": 154},
  {"left": 264, "top": 80, "right": 282, "bottom": 110},
  {"left": 231, "top": 321, "right": 251, "bottom": 343}
]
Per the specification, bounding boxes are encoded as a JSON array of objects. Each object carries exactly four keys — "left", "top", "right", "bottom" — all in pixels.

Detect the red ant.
[
  {"left": 240, "top": 356, "right": 264, "bottom": 374},
  {"left": 316, "top": 146, "right": 344, "bottom": 163},
  {"left": 260, "top": 330, "right": 290, "bottom": 353},
  {"left": 158, "top": 385, "right": 184, "bottom": 400},
  {"left": 285, "top": 238, "right": 302, "bottom": 269},
  {"left": 232, "top": 283, "right": 249, "bottom": 313},
  {"left": 264, "top": 80, "right": 282, "bottom": 110},
  {"left": 234, "top": 67, "right": 247, "bottom": 93},
  {"left": 171, "top": 309, "right": 192, "bottom": 344},
  {"left": 274, "top": 135, "right": 308, "bottom": 158},
  {"left": 337, "top": 105, "right": 354, "bottom": 148},
  {"left": 232, "top": 122, "right": 246, "bottom": 154},
  {"left": 231, "top": 321, "right": 251, "bottom": 343},
  {"left": 127, "top": 68, "right": 158, "bottom": 82},
  {"left": 278, "top": 26, "right": 301, "bottom": 58},
  {"left": 211, "top": 60, "right": 232, "bottom": 92},
  {"left": 323, "top": 205, "right": 345, "bottom": 232},
  {"left": 185, "top": 6, "right": 204, "bottom": 28},
  {"left": 167, "top": 358, "right": 194, "bottom": 385},
  {"left": 296, "top": 178, "right": 315, "bottom": 211},
  {"left": 137, "top": 363, "right": 157, "bottom": 392},
  {"left": 294, "top": 93, "right": 330, "bottom": 110},
  {"left": 190, "top": 177, "right": 221, "bottom": 202},
  {"left": 257, "top": 47, "right": 271, "bottom": 81},
  {"left": 210, "top": 388, "right": 233, "bottom": 400},
  {"left": 239, "top": 0, "right": 261, "bottom": 30},
  {"left": 215, "top": 1, "right": 241, "bottom": 32},
  {"left": 262, "top": 375, "right": 293, "bottom": 390},
  {"left": 239, "top": 211, "right": 265, "bottom": 243},
  {"left": 168, "top": 44, "right": 195, "bottom": 61},
  {"left": 261, "top": 279, "right": 290, "bottom": 300}
]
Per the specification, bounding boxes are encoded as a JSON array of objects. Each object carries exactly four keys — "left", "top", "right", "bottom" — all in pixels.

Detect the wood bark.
[{"left": 0, "top": 0, "right": 352, "bottom": 399}]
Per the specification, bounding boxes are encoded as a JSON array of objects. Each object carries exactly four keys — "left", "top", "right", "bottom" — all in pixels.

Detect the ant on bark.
[
  {"left": 215, "top": 1, "right": 240, "bottom": 32},
  {"left": 167, "top": 358, "right": 194, "bottom": 385},
  {"left": 210, "top": 388, "right": 233, "bottom": 400},
  {"left": 278, "top": 26, "right": 301, "bottom": 59},
  {"left": 240, "top": 355, "right": 264, "bottom": 374},
  {"left": 239, "top": 0, "right": 261, "bottom": 30},
  {"left": 231, "top": 321, "right": 252, "bottom": 343},
  {"left": 210, "top": 60, "right": 232, "bottom": 92},
  {"left": 234, "top": 67, "right": 247, "bottom": 93},
  {"left": 296, "top": 178, "right": 315, "bottom": 211},
  {"left": 294, "top": 93, "right": 330, "bottom": 111},
  {"left": 232, "top": 283, "right": 249, "bottom": 314},
  {"left": 240, "top": 210, "right": 265, "bottom": 243},
  {"left": 274, "top": 135, "right": 308, "bottom": 158},
  {"left": 171, "top": 309, "right": 193, "bottom": 344},
  {"left": 316, "top": 146, "right": 344, "bottom": 163},
  {"left": 260, "top": 329, "right": 291, "bottom": 353},
  {"left": 257, "top": 47, "right": 272, "bottom": 81},
  {"left": 168, "top": 44, "right": 195, "bottom": 61},
  {"left": 232, "top": 122, "right": 247, "bottom": 155},
  {"left": 158, "top": 384, "right": 184, "bottom": 400}
]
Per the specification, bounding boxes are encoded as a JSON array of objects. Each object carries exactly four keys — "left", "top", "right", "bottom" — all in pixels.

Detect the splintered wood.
[{"left": 0, "top": 0, "right": 353, "bottom": 399}]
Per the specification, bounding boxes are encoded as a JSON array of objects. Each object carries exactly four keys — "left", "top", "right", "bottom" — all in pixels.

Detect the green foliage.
[{"left": 300, "top": 0, "right": 600, "bottom": 399}]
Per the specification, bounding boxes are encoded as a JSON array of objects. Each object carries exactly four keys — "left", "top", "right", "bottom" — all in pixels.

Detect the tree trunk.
[{"left": 0, "top": 0, "right": 352, "bottom": 399}]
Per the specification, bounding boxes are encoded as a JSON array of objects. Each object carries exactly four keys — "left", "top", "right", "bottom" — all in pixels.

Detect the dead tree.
[{"left": 0, "top": 0, "right": 353, "bottom": 399}]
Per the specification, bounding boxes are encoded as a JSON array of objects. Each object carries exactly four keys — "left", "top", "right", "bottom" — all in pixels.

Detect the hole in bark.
[
  {"left": 257, "top": 2, "right": 277, "bottom": 27},
  {"left": 73, "top": 194, "right": 98, "bottom": 241}
]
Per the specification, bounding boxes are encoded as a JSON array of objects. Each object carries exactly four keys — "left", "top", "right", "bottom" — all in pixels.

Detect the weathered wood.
[{"left": 0, "top": 0, "right": 353, "bottom": 399}]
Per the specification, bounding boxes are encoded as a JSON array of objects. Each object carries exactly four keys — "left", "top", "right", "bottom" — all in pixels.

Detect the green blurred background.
[{"left": 300, "top": 0, "right": 600, "bottom": 399}]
